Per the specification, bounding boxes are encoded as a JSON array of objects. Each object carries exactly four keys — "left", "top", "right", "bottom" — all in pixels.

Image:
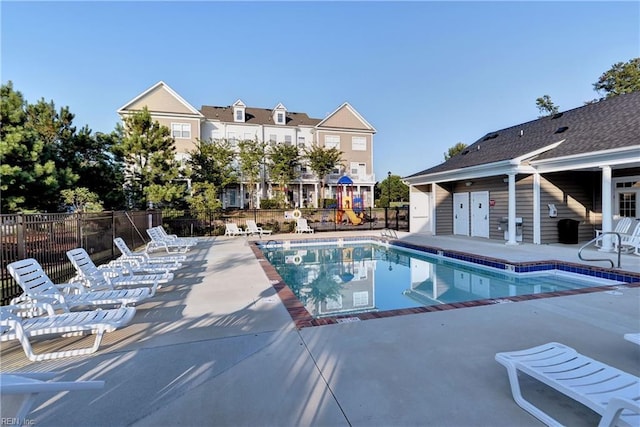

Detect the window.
[
  {"left": 277, "top": 112, "right": 284, "bottom": 124},
  {"left": 235, "top": 110, "right": 244, "bottom": 122},
  {"left": 228, "top": 132, "right": 237, "bottom": 146},
  {"left": 615, "top": 179, "right": 639, "bottom": 218},
  {"left": 298, "top": 136, "right": 305, "bottom": 147},
  {"left": 171, "top": 123, "right": 191, "bottom": 139},
  {"left": 269, "top": 134, "right": 277, "bottom": 145},
  {"left": 284, "top": 135, "right": 292, "bottom": 145},
  {"left": 352, "top": 136, "right": 366, "bottom": 151},
  {"left": 325, "top": 135, "right": 340, "bottom": 149}
]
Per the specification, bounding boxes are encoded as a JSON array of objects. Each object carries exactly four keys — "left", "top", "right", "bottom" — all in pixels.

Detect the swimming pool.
[{"left": 257, "top": 239, "right": 633, "bottom": 325}]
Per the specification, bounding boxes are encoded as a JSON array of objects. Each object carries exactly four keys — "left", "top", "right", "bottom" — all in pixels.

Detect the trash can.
[{"left": 557, "top": 219, "right": 580, "bottom": 244}]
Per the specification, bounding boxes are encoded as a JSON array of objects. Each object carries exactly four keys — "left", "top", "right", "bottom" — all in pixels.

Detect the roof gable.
[
  {"left": 118, "top": 81, "right": 202, "bottom": 117},
  {"left": 317, "top": 102, "right": 376, "bottom": 132}
]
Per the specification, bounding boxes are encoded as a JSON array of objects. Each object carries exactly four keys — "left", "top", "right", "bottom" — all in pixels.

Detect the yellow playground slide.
[{"left": 344, "top": 209, "right": 363, "bottom": 225}]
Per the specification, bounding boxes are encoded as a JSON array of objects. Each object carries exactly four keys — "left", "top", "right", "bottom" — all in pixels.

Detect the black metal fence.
[
  {"left": 1, "top": 207, "right": 409, "bottom": 304},
  {"left": 1, "top": 211, "right": 161, "bottom": 305},
  {"left": 161, "top": 207, "right": 409, "bottom": 236}
]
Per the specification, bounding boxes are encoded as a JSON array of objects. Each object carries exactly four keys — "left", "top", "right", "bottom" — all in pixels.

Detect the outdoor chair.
[
  {"left": 146, "top": 227, "right": 193, "bottom": 253},
  {"left": 295, "top": 218, "right": 314, "bottom": 234},
  {"left": 7, "top": 258, "right": 153, "bottom": 312},
  {"left": 156, "top": 226, "right": 198, "bottom": 246},
  {"left": 0, "top": 372, "right": 104, "bottom": 420},
  {"left": 224, "top": 223, "right": 247, "bottom": 236},
  {"left": 113, "top": 237, "right": 184, "bottom": 272},
  {"left": 496, "top": 342, "right": 640, "bottom": 427},
  {"left": 595, "top": 217, "right": 633, "bottom": 248},
  {"left": 614, "top": 221, "right": 640, "bottom": 254},
  {"left": 66, "top": 248, "right": 170, "bottom": 296},
  {"left": 245, "top": 220, "right": 272, "bottom": 237},
  {"left": 1, "top": 301, "right": 136, "bottom": 361},
  {"left": 114, "top": 237, "right": 187, "bottom": 263}
]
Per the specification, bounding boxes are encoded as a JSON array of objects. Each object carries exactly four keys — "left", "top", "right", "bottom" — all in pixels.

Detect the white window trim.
[
  {"left": 352, "top": 136, "right": 366, "bottom": 151},
  {"left": 171, "top": 123, "right": 191, "bottom": 139},
  {"left": 325, "top": 135, "right": 340, "bottom": 149}
]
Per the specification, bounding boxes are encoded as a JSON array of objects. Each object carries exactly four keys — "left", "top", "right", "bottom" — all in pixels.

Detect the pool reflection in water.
[{"left": 261, "top": 243, "right": 613, "bottom": 319}]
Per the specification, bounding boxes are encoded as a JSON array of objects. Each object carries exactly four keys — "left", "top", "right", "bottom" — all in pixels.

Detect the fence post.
[
  {"left": 16, "top": 214, "right": 25, "bottom": 260},
  {"left": 111, "top": 211, "right": 116, "bottom": 259},
  {"left": 77, "top": 212, "right": 83, "bottom": 249},
  {"left": 395, "top": 207, "right": 399, "bottom": 230}
]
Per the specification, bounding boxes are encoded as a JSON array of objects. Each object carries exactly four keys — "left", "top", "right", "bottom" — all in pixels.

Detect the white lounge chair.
[
  {"left": 1, "top": 302, "right": 136, "bottom": 361},
  {"left": 113, "top": 237, "right": 183, "bottom": 272},
  {"left": 496, "top": 342, "right": 640, "bottom": 427},
  {"left": 245, "top": 220, "right": 272, "bottom": 237},
  {"left": 7, "top": 258, "right": 152, "bottom": 312},
  {"left": 295, "top": 218, "right": 314, "bottom": 234},
  {"left": 0, "top": 372, "right": 104, "bottom": 420},
  {"left": 614, "top": 222, "right": 640, "bottom": 254},
  {"left": 156, "top": 225, "right": 198, "bottom": 246},
  {"left": 624, "top": 333, "right": 640, "bottom": 346},
  {"left": 146, "top": 227, "right": 193, "bottom": 253},
  {"left": 66, "top": 248, "right": 170, "bottom": 296},
  {"left": 224, "top": 223, "right": 247, "bottom": 236},
  {"left": 114, "top": 237, "right": 187, "bottom": 264},
  {"left": 595, "top": 217, "right": 633, "bottom": 247}
]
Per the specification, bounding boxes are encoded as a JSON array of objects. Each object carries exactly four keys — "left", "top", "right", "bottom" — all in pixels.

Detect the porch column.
[
  {"left": 299, "top": 182, "right": 303, "bottom": 208},
  {"left": 240, "top": 183, "right": 244, "bottom": 209},
  {"left": 600, "top": 165, "right": 614, "bottom": 252},
  {"left": 314, "top": 183, "right": 319, "bottom": 208},
  {"left": 533, "top": 172, "right": 541, "bottom": 244},
  {"left": 506, "top": 173, "right": 518, "bottom": 245}
]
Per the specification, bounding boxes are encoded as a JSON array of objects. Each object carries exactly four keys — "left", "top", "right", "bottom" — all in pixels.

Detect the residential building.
[
  {"left": 404, "top": 91, "right": 640, "bottom": 247},
  {"left": 118, "top": 81, "right": 376, "bottom": 209}
]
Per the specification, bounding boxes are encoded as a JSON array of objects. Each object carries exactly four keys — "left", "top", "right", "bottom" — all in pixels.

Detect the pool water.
[{"left": 261, "top": 243, "right": 621, "bottom": 319}]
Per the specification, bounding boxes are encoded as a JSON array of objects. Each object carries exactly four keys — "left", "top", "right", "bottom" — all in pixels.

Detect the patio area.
[{"left": 1, "top": 232, "right": 638, "bottom": 426}]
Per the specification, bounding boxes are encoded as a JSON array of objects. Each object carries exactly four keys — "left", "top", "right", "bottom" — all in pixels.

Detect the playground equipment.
[{"left": 335, "top": 176, "right": 366, "bottom": 225}]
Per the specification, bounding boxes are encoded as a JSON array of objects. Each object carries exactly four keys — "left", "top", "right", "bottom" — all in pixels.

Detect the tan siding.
[
  {"left": 317, "top": 130, "right": 373, "bottom": 175},
  {"left": 129, "top": 85, "right": 195, "bottom": 114},
  {"left": 435, "top": 183, "right": 452, "bottom": 235},
  {"left": 154, "top": 117, "right": 200, "bottom": 154},
  {"left": 539, "top": 171, "right": 600, "bottom": 243},
  {"left": 321, "top": 106, "right": 369, "bottom": 129}
]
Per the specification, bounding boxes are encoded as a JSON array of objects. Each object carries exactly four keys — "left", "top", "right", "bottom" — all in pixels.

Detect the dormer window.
[
  {"left": 233, "top": 99, "right": 246, "bottom": 123},
  {"left": 272, "top": 103, "right": 287, "bottom": 125}
]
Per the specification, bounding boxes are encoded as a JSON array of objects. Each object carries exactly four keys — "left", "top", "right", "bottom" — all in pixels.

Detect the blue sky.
[{"left": 2, "top": 1, "right": 638, "bottom": 180}]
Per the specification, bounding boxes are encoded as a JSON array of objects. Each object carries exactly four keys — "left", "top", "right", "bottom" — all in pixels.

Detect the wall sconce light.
[{"left": 465, "top": 181, "right": 473, "bottom": 187}]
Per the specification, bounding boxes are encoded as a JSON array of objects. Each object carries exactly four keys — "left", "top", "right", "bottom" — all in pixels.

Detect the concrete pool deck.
[{"left": 1, "top": 231, "right": 638, "bottom": 426}]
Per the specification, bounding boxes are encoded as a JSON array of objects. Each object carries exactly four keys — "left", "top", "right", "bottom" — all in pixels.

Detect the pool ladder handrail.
[{"left": 578, "top": 231, "right": 622, "bottom": 269}]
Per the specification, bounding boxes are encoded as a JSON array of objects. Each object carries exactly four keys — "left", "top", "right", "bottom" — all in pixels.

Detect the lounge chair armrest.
[
  {"left": 55, "top": 282, "right": 88, "bottom": 295},
  {"left": 3, "top": 301, "right": 56, "bottom": 316}
]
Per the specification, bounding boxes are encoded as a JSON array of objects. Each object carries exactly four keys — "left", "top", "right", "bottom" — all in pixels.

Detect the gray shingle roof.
[
  {"left": 200, "top": 105, "right": 321, "bottom": 127},
  {"left": 406, "top": 91, "right": 640, "bottom": 178}
]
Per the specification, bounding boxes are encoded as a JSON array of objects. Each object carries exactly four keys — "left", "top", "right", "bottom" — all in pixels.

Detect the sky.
[{"left": 2, "top": 1, "right": 639, "bottom": 181}]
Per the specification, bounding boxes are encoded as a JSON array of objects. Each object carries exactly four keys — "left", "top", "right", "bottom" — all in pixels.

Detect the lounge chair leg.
[{"left": 505, "top": 366, "right": 562, "bottom": 427}]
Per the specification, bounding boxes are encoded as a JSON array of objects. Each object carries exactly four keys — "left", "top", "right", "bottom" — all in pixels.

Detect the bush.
[{"left": 260, "top": 199, "right": 279, "bottom": 209}]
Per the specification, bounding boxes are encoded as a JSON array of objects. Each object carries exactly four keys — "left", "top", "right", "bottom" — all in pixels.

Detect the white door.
[
  {"left": 453, "top": 193, "right": 469, "bottom": 236},
  {"left": 471, "top": 191, "right": 490, "bottom": 238},
  {"left": 410, "top": 189, "right": 431, "bottom": 234}
]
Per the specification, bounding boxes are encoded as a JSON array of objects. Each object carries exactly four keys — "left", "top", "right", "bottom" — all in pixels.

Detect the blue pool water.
[{"left": 261, "top": 242, "right": 622, "bottom": 319}]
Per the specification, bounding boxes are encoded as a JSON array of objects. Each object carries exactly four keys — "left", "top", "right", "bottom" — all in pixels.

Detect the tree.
[
  {"left": 535, "top": 94, "right": 560, "bottom": 117},
  {"left": 443, "top": 142, "right": 467, "bottom": 161},
  {"left": 187, "top": 138, "right": 237, "bottom": 190},
  {"left": 376, "top": 174, "right": 409, "bottom": 208},
  {"left": 593, "top": 57, "right": 640, "bottom": 98},
  {"left": 267, "top": 143, "right": 300, "bottom": 207},
  {"left": 304, "top": 145, "right": 344, "bottom": 205},
  {"left": 61, "top": 187, "right": 103, "bottom": 212},
  {"left": 113, "top": 107, "right": 182, "bottom": 209},
  {"left": 0, "top": 82, "right": 78, "bottom": 212},
  {"left": 187, "top": 182, "right": 222, "bottom": 213},
  {"left": 238, "top": 138, "right": 267, "bottom": 209}
]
